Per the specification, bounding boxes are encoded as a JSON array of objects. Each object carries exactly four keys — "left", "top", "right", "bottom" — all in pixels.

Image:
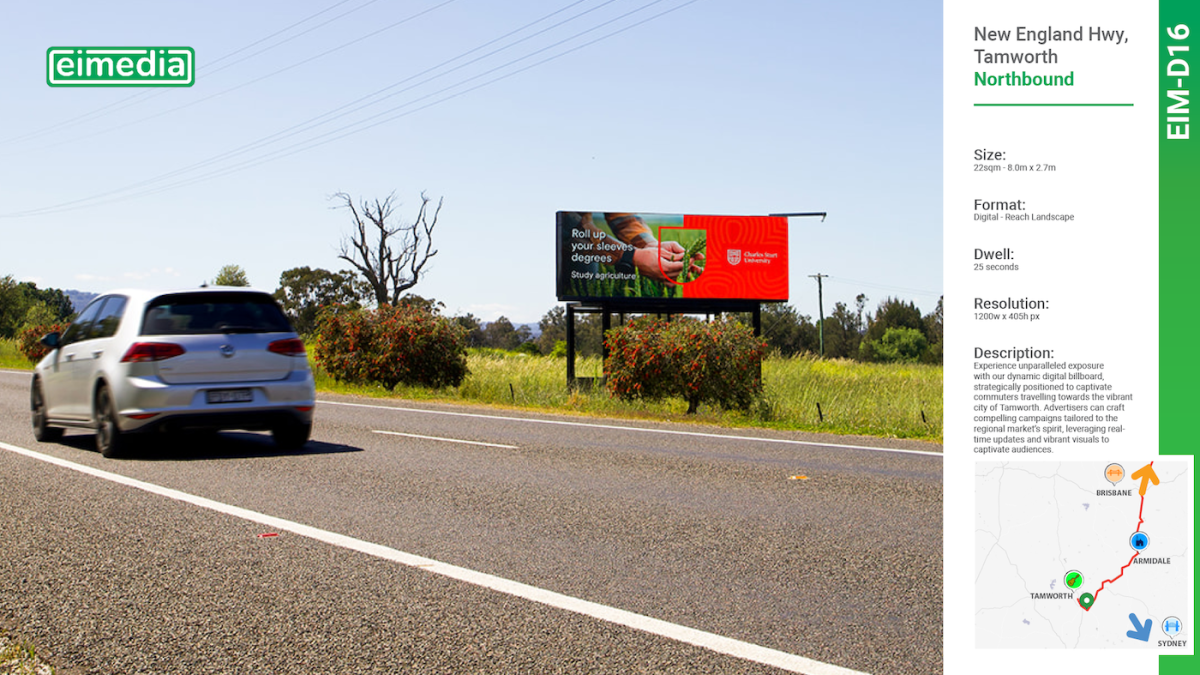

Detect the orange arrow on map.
[{"left": 1130, "top": 463, "right": 1159, "bottom": 496}]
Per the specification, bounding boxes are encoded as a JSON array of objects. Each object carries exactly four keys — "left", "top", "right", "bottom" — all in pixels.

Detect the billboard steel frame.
[{"left": 564, "top": 300, "right": 764, "bottom": 389}]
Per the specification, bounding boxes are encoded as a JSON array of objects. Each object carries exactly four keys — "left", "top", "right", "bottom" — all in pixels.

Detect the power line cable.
[
  {"left": 193, "top": 0, "right": 613, "bottom": 166},
  {"left": 0, "top": 0, "right": 372, "bottom": 147},
  {"left": 1, "top": 0, "right": 701, "bottom": 218},
  {"left": 34, "top": 0, "right": 606, "bottom": 194},
  {"left": 27, "top": 1, "right": 692, "bottom": 215},
  {"left": 203, "top": 0, "right": 383, "bottom": 77},
  {"left": 125, "top": 0, "right": 684, "bottom": 191},
  {"left": 5, "top": 0, "right": 459, "bottom": 158},
  {"left": 0, "top": 0, "right": 605, "bottom": 214}
]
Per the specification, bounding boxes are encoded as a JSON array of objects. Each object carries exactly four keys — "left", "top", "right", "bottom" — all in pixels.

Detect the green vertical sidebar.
[{"left": 1160, "top": 1, "right": 1199, "bottom": 674}]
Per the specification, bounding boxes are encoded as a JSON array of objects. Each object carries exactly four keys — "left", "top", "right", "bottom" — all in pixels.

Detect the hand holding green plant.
[
  {"left": 675, "top": 237, "right": 706, "bottom": 284},
  {"left": 637, "top": 239, "right": 705, "bottom": 283},
  {"left": 630, "top": 240, "right": 685, "bottom": 282}
]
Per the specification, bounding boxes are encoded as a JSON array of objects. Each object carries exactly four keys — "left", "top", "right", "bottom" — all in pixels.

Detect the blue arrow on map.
[{"left": 1126, "top": 613, "right": 1153, "bottom": 642}]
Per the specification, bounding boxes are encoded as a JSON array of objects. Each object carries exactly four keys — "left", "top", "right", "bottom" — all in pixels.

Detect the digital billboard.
[{"left": 556, "top": 211, "right": 788, "bottom": 303}]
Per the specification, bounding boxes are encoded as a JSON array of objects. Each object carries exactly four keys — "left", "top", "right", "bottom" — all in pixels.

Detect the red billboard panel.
[{"left": 556, "top": 211, "right": 788, "bottom": 303}]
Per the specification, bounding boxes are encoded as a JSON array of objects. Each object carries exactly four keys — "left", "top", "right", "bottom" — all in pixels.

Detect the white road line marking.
[
  {"left": 0, "top": 440, "right": 867, "bottom": 675},
  {"left": 0, "top": 369, "right": 33, "bottom": 375},
  {"left": 372, "top": 429, "right": 518, "bottom": 449},
  {"left": 323, "top": 399, "right": 941, "bottom": 458}
]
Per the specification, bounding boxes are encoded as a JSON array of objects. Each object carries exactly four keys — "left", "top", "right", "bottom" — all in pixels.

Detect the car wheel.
[
  {"left": 273, "top": 420, "right": 311, "bottom": 450},
  {"left": 31, "top": 379, "right": 63, "bottom": 443},
  {"left": 94, "top": 385, "right": 126, "bottom": 458}
]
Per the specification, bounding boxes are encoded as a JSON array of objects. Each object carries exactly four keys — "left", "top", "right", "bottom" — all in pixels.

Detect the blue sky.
[{"left": 0, "top": 0, "right": 942, "bottom": 324}]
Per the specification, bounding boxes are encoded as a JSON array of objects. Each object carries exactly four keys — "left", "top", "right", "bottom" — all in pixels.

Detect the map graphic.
[{"left": 976, "top": 460, "right": 1193, "bottom": 650}]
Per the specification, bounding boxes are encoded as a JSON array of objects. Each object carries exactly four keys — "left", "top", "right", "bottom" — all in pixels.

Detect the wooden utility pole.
[{"left": 809, "top": 273, "right": 828, "bottom": 357}]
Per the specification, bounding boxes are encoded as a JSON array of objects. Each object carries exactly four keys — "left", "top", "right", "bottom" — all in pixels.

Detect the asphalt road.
[{"left": 0, "top": 369, "right": 943, "bottom": 674}]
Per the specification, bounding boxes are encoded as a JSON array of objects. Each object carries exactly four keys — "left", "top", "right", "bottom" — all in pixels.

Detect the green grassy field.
[
  {"left": 315, "top": 349, "right": 943, "bottom": 442},
  {"left": 0, "top": 338, "right": 29, "bottom": 370},
  {"left": 0, "top": 339, "right": 942, "bottom": 441}
]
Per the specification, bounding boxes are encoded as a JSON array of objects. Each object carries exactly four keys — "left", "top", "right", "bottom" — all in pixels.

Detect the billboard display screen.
[{"left": 556, "top": 211, "right": 788, "bottom": 303}]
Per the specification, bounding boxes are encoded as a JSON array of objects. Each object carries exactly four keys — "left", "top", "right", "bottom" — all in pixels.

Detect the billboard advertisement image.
[{"left": 556, "top": 211, "right": 788, "bottom": 303}]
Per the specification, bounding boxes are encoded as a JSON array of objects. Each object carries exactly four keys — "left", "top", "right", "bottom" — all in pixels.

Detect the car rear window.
[{"left": 141, "top": 292, "right": 293, "bottom": 335}]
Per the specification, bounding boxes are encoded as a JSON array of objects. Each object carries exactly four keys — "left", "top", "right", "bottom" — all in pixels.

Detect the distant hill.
[{"left": 64, "top": 289, "right": 99, "bottom": 314}]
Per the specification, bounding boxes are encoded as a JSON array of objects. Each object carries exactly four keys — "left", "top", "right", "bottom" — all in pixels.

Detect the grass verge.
[
  {"left": 0, "top": 339, "right": 31, "bottom": 370},
  {"left": 314, "top": 349, "right": 943, "bottom": 442},
  {"left": 0, "top": 339, "right": 942, "bottom": 441}
]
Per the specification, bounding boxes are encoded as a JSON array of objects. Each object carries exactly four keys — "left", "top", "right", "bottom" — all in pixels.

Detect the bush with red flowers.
[
  {"left": 17, "top": 322, "right": 69, "bottom": 362},
  {"left": 604, "top": 316, "right": 765, "bottom": 414},
  {"left": 314, "top": 305, "right": 468, "bottom": 390}
]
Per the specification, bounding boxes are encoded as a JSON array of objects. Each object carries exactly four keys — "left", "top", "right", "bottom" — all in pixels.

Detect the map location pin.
[
  {"left": 1105, "top": 463, "right": 1124, "bottom": 485},
  {"left": 1130, "top": 532, "right": 1149, "bottom": 551}
]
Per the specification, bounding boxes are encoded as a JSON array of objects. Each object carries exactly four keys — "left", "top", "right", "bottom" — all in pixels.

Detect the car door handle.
[
  {"left": 92, "top": 350, "right": 103, "bottom": 359},
  {"left": 65, "top": 353, "right": 74, "bottom": 362}
]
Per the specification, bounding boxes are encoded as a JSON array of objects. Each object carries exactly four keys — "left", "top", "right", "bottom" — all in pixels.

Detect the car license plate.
[{"left": 206, "top": 388, "right": 253, "bottom": 404}]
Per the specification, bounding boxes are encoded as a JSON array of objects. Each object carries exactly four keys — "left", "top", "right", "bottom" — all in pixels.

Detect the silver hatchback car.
[{"left": 31, "top": 287, "right": 316, "bottom": 457}]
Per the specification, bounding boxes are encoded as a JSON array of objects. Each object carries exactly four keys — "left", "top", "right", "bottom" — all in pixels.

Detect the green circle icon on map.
[{"left": 1064, "top": 570, "right": 1083, "bottom": 589}]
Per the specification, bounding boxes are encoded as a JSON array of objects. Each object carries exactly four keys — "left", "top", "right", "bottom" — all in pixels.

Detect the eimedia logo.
[{"left": 47, "top": 47, "right": 195, "bottom": 87}]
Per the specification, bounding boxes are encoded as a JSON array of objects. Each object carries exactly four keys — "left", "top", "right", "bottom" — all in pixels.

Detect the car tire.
[
  {"left": 273, "top": 420, "right": 311, "bottom": 450},
  {"left": 31, "top": 379, "right": 63, "bottom": 443},
  {"left": 94, "top": 384, "right": 126, "bottom": 458}
]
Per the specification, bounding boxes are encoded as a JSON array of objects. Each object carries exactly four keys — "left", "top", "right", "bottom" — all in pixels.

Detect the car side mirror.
[{"left": 40, "top": 332, "right": 61, "bottom": 349}]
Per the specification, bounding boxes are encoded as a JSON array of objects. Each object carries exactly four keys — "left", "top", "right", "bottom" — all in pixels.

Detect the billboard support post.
[
  {"left": 565, "top": 303, "right": 576, "bottom": 385},
  {"left": 601, "top": 309, "right": 611, "bottom": 363},
  {"left": 563, "top": 299, "right": 769, "bottom": 390}
]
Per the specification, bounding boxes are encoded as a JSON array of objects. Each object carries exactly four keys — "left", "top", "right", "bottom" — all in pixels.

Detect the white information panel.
[{"left": 945, "top": 2, "right": 1195, "bottom": 673}]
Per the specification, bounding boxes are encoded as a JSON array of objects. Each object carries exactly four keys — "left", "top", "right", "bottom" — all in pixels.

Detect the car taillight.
[
  {"left": 121, "top": 342, "right": 186, "bottom": 362},
  {"left": 268, "top": 338, "right": 307, "bottom": 357}
]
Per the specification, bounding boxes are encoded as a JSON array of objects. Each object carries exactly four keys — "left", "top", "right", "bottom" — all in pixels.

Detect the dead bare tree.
[{"left": 334, "top": 190, "right": 443, "bottom": 307}]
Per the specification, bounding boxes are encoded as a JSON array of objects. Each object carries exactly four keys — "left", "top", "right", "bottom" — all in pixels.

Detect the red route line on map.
[{"left": 1092, "top": 461, "right": 1152, "bottom": 602}]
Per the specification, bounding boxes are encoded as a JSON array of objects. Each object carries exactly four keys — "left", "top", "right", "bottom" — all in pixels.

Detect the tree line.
[
  {"left": 269, "top": 264, "right": 943, "bottom": 364},
  {"left": 0, "top": 276, "right": 74, "bottom": 339},
  {"left": 2, "top": 190, "right": 942, "bottom": 365},
  {"left": 525, "top": 295, "right": 943, "bottom": 364},
  {"left": 1, "top": 264, "right": 943, "bottom": 366}
]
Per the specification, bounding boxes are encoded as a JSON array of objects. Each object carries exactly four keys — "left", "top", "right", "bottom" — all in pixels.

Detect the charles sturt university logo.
[{"left": 727, "top": 249, "right": 741, "bottom": 265}]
